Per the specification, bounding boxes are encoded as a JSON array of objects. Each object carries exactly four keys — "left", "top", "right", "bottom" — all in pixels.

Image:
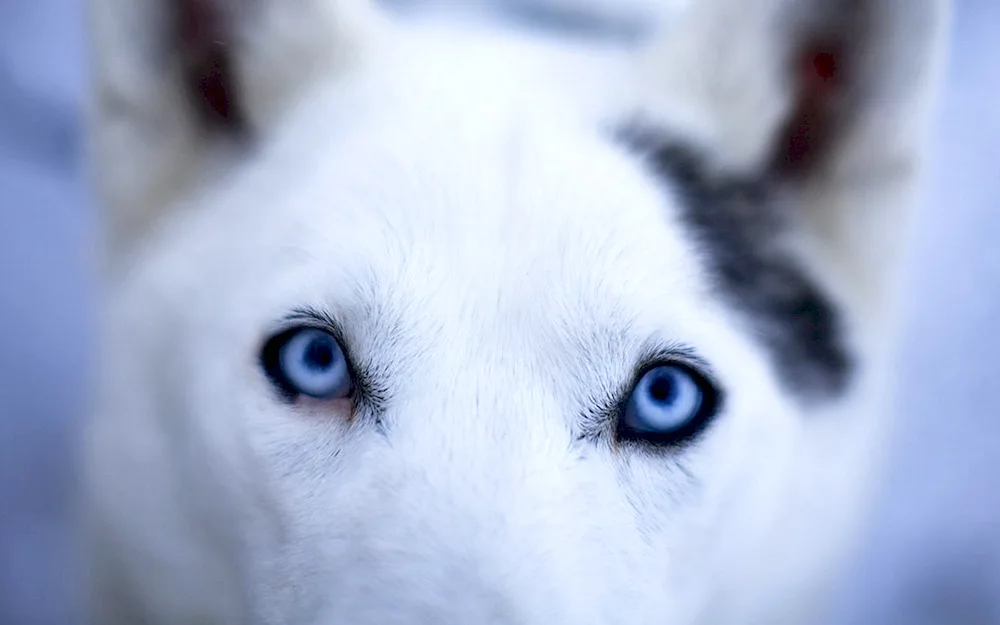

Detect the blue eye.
[
  {"left": 619, "top": 364, "right": 718, "bottom": 444},
  {"left": 262, "top": 327, "right": 352, "bottom": 399}
]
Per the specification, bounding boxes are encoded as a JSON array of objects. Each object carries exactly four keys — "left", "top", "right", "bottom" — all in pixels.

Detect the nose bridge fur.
[
  {"left": 352, "top": 403, "right": 632, "bottom": 625},
  {"left": 392, "top": 349, "right": 562, "bottom": 458}
]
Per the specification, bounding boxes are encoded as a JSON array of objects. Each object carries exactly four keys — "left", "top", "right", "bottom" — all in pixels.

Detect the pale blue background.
[{"left": 0, "top": 1, "right": 997, "bottom": 623}]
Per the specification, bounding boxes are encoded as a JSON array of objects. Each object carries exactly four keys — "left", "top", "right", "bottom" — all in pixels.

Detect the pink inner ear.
[
  {"left": 175, "top": 0, "right": 246, "bottom": 135},
  {"left": 194, "top": 47, "right": 239, "bottom": 126},
  {"left": 177, "top": 0, "right": 216, "bottom": 43},
  {"left": 772, "top": 41, "right": 844, "bottom": 177},
  {"left": 811, "top": 51, "right": 838, "bottom": 83}
]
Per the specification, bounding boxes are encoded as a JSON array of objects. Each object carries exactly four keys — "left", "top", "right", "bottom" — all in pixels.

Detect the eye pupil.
[
  {"left": 305, "top": 339, "right": 334, "bottom": 369},
  {"left": 649, "top": 374, "right": 673, "bottom": 402}
]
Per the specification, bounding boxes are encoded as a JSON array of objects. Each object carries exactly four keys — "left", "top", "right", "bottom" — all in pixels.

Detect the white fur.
[{"left": 83, "top": 1, "right": 949, "bottom": 623}]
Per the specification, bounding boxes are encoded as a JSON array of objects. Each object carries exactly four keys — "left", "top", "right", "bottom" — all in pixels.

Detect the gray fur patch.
[{"left": 618, "top": 125, "right": 852, "bottom": 400}]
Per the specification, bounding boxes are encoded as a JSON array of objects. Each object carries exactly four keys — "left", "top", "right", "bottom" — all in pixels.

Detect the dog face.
[{"left": 85, "top": 1, "right": 948, "bottom": 623}]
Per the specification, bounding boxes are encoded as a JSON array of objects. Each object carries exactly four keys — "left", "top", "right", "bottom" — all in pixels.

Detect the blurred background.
[{"left": 0, "top": 0, "right": 997, "bottom": 623}]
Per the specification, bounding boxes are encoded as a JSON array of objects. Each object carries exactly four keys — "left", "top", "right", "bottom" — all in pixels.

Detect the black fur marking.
[{"left": 618, "top": 125, "right": 852, "bottom": 400}]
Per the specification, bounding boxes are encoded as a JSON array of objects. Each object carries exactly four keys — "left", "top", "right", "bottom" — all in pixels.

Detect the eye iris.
[
  {"left": 266, "top": 327, "right": 352, "bottom": 399},
  {"left": 620, "top": 364, "right": 714, "bottom": 443}
]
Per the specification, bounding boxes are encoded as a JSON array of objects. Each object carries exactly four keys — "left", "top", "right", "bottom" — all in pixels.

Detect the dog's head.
[{"left": 86, "top": 0, "right": 948, "bottom": 623}]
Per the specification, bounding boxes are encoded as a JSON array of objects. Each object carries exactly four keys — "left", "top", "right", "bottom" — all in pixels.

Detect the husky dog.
[{"left": 84, "top": 0, "right": 948, "bottom": 622}]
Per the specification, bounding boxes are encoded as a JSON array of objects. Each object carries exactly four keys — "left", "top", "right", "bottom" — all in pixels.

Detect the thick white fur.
[{"left": 84, "top": 1, "right": 949, "bottom": 623}]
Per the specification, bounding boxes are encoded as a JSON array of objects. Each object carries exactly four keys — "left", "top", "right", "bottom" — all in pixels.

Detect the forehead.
[
  {"left": 242, "top": 86, "right": 715, "bottom": 343},
  {"left": 156, "top": 34, "right": 748, "bottom": 363},
  {"left": 199, "top": 38, "right": 691, "bottom": 295}
]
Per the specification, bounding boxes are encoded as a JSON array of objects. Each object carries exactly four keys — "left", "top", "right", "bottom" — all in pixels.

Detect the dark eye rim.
[
  {"left": 615, "top": 360, "right": 723, "bottom": 448},
  {"left": 260, "top": 323, "right": 355, "bottom": 402}
]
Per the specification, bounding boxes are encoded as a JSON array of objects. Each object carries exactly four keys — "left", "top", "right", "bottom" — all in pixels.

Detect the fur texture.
[{"left": 84, "top": 0, "right": 949, "bottom": 623}]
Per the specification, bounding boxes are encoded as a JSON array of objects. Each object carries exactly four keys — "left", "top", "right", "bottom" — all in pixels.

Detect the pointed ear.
[
  {"left": 90, "top": 0, "right": 378, "bottom": 255},
  {"left": 639, "top": 0, "right": 949, "bottom": 311}
]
